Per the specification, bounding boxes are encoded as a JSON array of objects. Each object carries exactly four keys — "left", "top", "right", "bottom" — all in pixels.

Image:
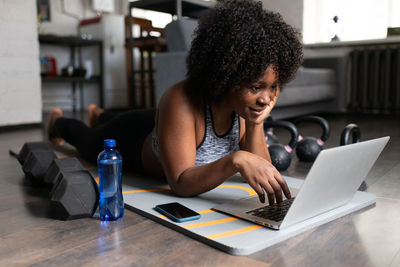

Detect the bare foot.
[
  {"left": 88, "top": 104, "right": 104, "bottom": 128},
  {"left": 48, "top": 108, "right": 65, "bottom": 146}
]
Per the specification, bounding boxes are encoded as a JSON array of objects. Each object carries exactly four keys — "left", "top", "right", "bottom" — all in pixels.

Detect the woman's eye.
[
  {"left": 249, "top": 84, "right": 278, "bottom": 92},
  {"left": 250, "top": 86, "right": 261, "bottom": 92},
  {"left": 270, "top": 85, "right": 278, "bottom": 91}
]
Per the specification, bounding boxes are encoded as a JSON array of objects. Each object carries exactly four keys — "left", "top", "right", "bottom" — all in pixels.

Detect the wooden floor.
[{"left": 1, "top": 112, "right": 399, "bottom": 266}]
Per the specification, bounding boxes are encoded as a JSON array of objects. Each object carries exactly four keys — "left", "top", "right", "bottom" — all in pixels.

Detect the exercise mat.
[
  {"left": 119, "top": 174, "right": 375, "bottom": 255},
  {"left": 10, "top": 144, "right": 376, "bottom": 255}
]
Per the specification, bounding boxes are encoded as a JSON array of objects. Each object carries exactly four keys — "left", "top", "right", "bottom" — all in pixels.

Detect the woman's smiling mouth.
[{"left": 249, "top": 107, "right": 265, "bottom": 116}]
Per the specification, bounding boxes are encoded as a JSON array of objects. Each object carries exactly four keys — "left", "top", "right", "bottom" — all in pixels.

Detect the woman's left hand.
[
  {"left": 252, "top": 88, "right": 279, "bottom": 125},
  {"left": 265, "top": 88, "right": 279, "bottom": 115}
]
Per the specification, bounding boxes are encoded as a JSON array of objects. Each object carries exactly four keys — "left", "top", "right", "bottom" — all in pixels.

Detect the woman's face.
[{"left": 228, "top": 66, "right": 280, "bottom": 124}]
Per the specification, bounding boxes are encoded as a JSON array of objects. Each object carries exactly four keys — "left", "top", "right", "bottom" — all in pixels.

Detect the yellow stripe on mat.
[
  {"left": 206, "top": 225, "right": 263, "bottom": 240},
  {"left": 183, "top": 217, "right": 238, "bottom": 229},
  {"left": 217, "top": 185, "right": 256, "bottom": 197},
  {"left": 123, "top": 188, "right": 170, "bottom": 194},
  {"left": 197, "top": 209, "right": 214, "bottom": 214},
  {"left": 121, "top": 185, "right": 254, "bottom": 196}
]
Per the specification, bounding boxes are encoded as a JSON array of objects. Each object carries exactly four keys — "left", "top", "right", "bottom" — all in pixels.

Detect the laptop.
[{"left": 212, "top": 136, "right": 389, "bottom": 230}]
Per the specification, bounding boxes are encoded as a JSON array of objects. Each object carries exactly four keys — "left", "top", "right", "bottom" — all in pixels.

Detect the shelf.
[
  {"left": 125, "top": 37, "right": 167, "bottom": 48},
  {"left": 39, "top": 34, "right": 104, "bottom": 111},
  {"left": 39, "top": 34, "right": 102, "bottom": 47},
  {"left": 41, "top": 76, "right": 102, "bottom": 83}
]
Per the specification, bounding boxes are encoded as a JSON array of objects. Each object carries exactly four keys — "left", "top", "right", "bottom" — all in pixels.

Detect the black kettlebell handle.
[
  {"left": 340, "top": 123, "right": 360, "bottom": 146},
  {"left": 294, "top": 116, "right": 330, "bottom": 143},
  {"left": 263, "top": 120, "right": 299, "bottom": 151}
]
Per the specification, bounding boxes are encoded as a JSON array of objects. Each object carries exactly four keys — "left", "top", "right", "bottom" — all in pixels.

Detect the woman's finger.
[
  {"left": 248, "top": 180, "right": 265, "bottom": 203},
  {"left": 268, "top": 178, "right": 283, "bottom": 205},
  {"left": 273, "top": 168, "right": 292, "bottom": 199},
  {"left": 258, "top": 185, "right": 266, "bottom": 203},
  {"left": 260, "top": 181, "right": 275, "bottom": 206}
]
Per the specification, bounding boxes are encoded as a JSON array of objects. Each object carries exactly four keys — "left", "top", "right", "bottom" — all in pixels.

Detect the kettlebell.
[
  {"left": 340, "top": 123, "right": 366, "bottom": 191},
  {"left": 263, "top": 120, "right": 298, "bottom": 171},
  {"left": 294, "top": 116, "right": 330, "bottom": 162},
  {"left": 264, "top": 116, "right": 278, "bottom": 146},
  {"left": 340, "top": 123, "right": 360, "bottom": 146}
]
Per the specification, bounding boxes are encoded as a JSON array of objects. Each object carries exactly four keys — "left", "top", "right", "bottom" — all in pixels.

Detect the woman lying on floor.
[{"left": 47, "top": 0, "right": 303, "bottom": 205}]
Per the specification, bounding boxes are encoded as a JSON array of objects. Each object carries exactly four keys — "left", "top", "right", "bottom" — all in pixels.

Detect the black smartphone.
[{"left": 154, "top": 202, "right": 201, "bottom": 222}]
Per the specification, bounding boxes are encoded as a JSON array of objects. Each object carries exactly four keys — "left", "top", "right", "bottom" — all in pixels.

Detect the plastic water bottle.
[{"left": 98, "top": 139, "right": 124, "bottom": 221}]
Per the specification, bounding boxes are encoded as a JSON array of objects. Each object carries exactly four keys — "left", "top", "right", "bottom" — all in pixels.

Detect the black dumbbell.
[
  {"left": 18, "top": 142, "right": 99, "bottom": 220},
  {"left": 45, "top": 158, "right": 99, "bottom": 220},
  {"left": 49, "top": 170, "right": 99, "bottom": 220},
  {"left": 294, "top": 116, "right": 330, "bottom": 162},
  {"left": 340, "top": 124, "right": 366, "bottom": 191},
  {"left": 18, "top": 142, "right": 82, "bottom": 186},
  {"left": 264, "top": 116, "right": 279, "bottom": 146},
  {"left": 22, "top": 149, "right": 58, "bottom": 185},
  {"left": 263, "top": 120, "right": 298, "bottom": 171},
  {"left": 18, "top": 141, "right": 51, "bottom": 165},
  {"left": 44, "top": 157, "right": 85, "bottom": 186}
]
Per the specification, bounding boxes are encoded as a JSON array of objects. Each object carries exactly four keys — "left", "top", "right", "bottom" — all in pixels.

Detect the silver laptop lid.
[{"left": 280, "top": 136, "right": 389, "bottom": 228}]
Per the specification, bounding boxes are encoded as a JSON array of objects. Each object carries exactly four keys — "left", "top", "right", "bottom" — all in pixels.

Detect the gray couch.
[{"left": 155, "top": 19, "right": 345, "bottom": 119}]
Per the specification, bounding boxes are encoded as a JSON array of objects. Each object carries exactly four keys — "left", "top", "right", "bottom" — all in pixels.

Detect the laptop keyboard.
[{"left": 246, "top": 198, "right": 295, "bottom": 222}]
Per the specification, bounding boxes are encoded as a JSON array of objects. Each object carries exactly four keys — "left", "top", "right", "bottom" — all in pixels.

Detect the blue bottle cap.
[{"left": 104, "top": 139, "right": 116, "bottom": 148}]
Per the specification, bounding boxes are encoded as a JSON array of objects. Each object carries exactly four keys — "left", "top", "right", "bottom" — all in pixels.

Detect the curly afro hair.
[{"left": 185, "top": 0, "right": 303, "bottom": 103}]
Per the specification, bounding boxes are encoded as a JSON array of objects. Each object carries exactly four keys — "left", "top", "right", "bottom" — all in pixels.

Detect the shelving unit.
[
  {"left": 39, "top": 34, "right": 104, "bottom": 112},
  {"left": 124, "top": 17, "right": 167, "bottom": 108},
  {"left": 126, "top": 0, "right": 214, "bottom": 107}
]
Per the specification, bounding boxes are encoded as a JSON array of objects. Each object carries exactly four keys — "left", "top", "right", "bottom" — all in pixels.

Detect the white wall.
[
  {"left": 261, "top": 0, "right": 303, "bottom": 34},
  {"left": 0, "top": 0, "right": 42, "bottom": 126}
]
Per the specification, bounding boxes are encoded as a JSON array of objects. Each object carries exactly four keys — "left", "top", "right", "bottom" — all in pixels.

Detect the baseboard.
[{"left": 0, "top": 123, "right": 42, "bottom": 133}]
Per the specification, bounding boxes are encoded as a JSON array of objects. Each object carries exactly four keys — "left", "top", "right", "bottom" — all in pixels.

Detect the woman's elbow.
[{"left": 169, "top": 185, "right": 198, "bottom": 198}]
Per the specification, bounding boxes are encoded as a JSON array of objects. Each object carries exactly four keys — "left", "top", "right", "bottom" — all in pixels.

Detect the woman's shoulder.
[
  {"left": 159, "top": 80, "right": 203, "bottom": 113},
  {"left": 161, "top": 80, "right": 187, "bottom": 101}
]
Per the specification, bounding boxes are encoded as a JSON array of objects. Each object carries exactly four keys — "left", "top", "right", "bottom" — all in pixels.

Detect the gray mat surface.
[{"left": 120, "top": 173, "right": 376, "bottom": 255}]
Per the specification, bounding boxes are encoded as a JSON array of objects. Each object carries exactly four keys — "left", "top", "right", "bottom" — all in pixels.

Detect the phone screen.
[{"left": 155, "top": 202, "right": 200, "bottom": 219}]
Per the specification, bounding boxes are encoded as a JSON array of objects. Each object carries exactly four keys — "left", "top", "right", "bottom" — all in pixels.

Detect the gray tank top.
[{"left": 152, "top": 105, "right": 240, "bottom": 166}]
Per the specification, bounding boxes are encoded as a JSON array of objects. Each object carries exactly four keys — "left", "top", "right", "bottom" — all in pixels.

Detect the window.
[{"left": 303, "top": 0, "right": 400, "bottom": 44}]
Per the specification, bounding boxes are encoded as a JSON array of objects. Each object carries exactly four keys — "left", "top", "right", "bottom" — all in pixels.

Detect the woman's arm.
[
  {"left": 241, "top": 120, "right": 271, "bottom": 161},
  {"left": 157, "top": 84, "right": 240, "bottom": 196}
]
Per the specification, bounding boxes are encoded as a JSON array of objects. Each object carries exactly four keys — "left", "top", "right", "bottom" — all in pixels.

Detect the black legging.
[{"left": 53, "top": 109, "right": 156, "bottom": 172}]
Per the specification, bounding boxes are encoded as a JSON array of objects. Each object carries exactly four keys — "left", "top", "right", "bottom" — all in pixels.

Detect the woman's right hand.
[{"left": 233, "top": 150, "right": 291, "bottom": 205}]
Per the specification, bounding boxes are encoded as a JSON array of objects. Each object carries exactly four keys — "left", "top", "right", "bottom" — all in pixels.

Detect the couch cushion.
[
  {"left": 276, "top": 67, "right": 336, "bottom": 107},
  {"left": 165, "top": 19, "right": 198, "bottom": 52},
  {"left": 288, "top": 66, "right": 336, "bottom": 86}
]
